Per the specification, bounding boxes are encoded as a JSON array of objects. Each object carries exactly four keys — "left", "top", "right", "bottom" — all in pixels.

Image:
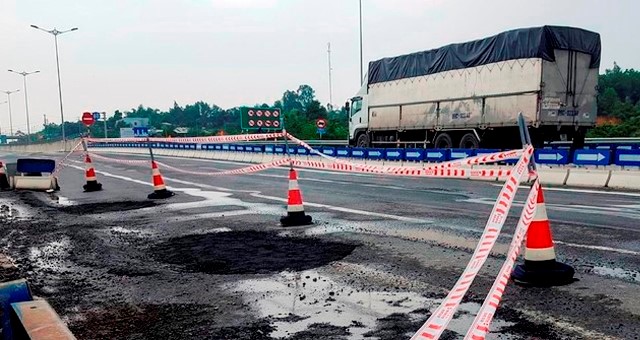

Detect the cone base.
[
  {"left": 280, "top": 213, "right": 313, "bottom": 227},
  {"left": 83, "top": 181, "right": 103, "bottom": 192},
  {"left": 148, "top": 189, "right": 175, "bottom": 200},
  {"left": 512, "top": 261, "right": 575, "bottom": 287}
]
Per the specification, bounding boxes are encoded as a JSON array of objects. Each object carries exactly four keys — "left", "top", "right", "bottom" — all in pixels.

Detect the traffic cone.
[
  {"left": 0, "top": 162, "right": 9, "bottom": 190},
  {"left": 82, "top": 154, "right": 103, "bottom": 192},
  {"left": 280, "top": 168, "right": 313, "bottom": 227},
  {"left": 512, "top": 185, "right": 575, "bottom": 286},
  {"left": 148, "top": 161, "right": 174, "bottom": 199}
]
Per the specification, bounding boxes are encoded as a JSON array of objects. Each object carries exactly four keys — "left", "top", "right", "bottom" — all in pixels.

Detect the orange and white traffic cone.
[
  {"left": 147, "top": 161, "right": 174, "bottom": 199},
  {"left": 280, "top": 168, "right": 313, "bottom": 227},
  {"left": 0, "top": 161, "right": 9, "bottom": 190},
  {"left": 512, "top": 185, "right": 575, "bottom": 286},
  {"left": 82, "top": 154, "right": 103, "bottom": 192}
]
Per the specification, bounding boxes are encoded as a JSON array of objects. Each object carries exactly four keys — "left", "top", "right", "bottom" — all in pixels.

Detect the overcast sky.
[{"left": 0, "top": 0, "right": 638, "bottom": 134}]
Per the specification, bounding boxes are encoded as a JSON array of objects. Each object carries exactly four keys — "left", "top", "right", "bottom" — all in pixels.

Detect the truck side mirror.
[{"left": 345, "top": 101, "right": 350, "bottom": 113}]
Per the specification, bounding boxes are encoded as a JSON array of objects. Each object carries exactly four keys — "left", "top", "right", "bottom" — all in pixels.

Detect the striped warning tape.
[
  {"left": 410, "top": 146, "right": 534, "bottom": 340},
  {"left": 52, "top": 140, "right": 84, "bottom": 176},
  {"left": 155, "top": 159, "right": 290, "bottom": 176},
  {"left": 463, "top": 179, "right": 539, "bottom": 340},
  {"left": 90, "top": 153, "right": 149, "bottom": 165},
  {"left": 87, "top": 132, "right": 284, "bottom": 144}
]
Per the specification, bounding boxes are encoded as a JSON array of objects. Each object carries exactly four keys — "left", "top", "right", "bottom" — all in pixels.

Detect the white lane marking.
[
  {"left": 493, "top": 184, "right": 640, "bottom": 198},
  {"left": 69, "top": 164, "right": 431, "bottom": 224},
  {"left": 250, "top": 193, "right": 432, "bottom": 224},
  {"left": 462, "top": 197, "right": 640, "bottom": 221},
  {"left": 553, "top": 241, "right": 640, "bottom": 256}
]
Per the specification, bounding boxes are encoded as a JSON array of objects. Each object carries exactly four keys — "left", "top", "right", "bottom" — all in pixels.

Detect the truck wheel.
[
  {"left": 459, "top": 133, "right": 480, "bottom": 149},
  {"left": 356, "top": 133, "right": 370, "bottom": 147},
  {"left": 434, "top": 133, "right": 453, "bottom": 149}
]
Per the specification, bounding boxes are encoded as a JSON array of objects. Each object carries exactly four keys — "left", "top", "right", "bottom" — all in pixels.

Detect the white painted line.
[
  {"left": 251, "top": 193, "right": 433, "bottom": 224},
  {"left": 493, "top": 184, "right": 640, "bottom": 198},
  {"left": 553, "top": 241, "right": 640, "bottom": 256}
]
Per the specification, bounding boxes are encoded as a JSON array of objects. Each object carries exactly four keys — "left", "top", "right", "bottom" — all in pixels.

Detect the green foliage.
[{"left": 589, "top": 63, "right": 640, "bottom": 138}]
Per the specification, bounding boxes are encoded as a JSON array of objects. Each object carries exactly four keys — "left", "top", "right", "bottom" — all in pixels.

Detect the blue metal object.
[
  {"left": 615, "top": 149, "right": 640, "bottom": 167},
  {"left": 366, "top": 149, "right": 384, "bottom": 160},
  {"left": 252, "top": 145, "right": 264, "bottom": 153},
  {"left": 16, "top": 159, "right": 56, "bottom": 174},
  {"left": 405, "top": 149, "right": 424, "bottom": 162},
  {"left": 385, "top": 149, "right": 405, "bottom": 161},
  {"left": 0, "top": 279, "right": 33, "bottom": 340},
  {"left": 424, "top": 149, "right": 450, "bottom": 162},
  {"left": 321, "top": 147, "right": 337, "bottom": 157},
  {"left": 573, "top": 149, "right": 610, "bottom": 166},
  {"left": 535, "top": 149, "right": 570, "bottom": 165},
  {"left": 264, "top": 145, "right": 274, "bottom": 153},
  {"left": 450, "top": 149, "right": 476, "bottom": 160},
  {"left": 287, "top": 147, "right": 298, "bottom": 155},
  {"left": 336, "top": 147, "right": 351, "bottom": 158},
  {"left": 351, "top": 148, "right": 366, "bottom": 158},
  {"left": 297, "top": 146, "right": 310, "bottom": 155}
]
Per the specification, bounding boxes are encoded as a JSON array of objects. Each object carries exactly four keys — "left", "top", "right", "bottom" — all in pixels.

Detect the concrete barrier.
[
  {"left": 0, "top": 139, "right": 82, "bottom": 153},
  {"left": 565, "top": 168, "right": 610, "bottom": 188},
  {"left": 607, "top": 170, "right": 640, "bottom": 190}
]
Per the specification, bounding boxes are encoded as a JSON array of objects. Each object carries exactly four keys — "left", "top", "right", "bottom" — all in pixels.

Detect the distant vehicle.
[{"left": 347, "top": 26, "right": 601, "bottom": 150}]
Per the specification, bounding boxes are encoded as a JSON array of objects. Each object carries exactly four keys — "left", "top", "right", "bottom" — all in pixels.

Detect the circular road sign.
[
  {"left": 316, "top": 118, "right": 327, "bottom": 129},
  {"left": 257, "top": 120, "right": 264, "bottom": 127},
  {"left": 248, "top": 120, "right": 255, "bottom": 127},
  {"left": 265, "top": 120, "right": 272, "bottom": 127},
  {"left": 82, "top": 112, "right": 95, "bottom": 127},
  {"left": 247, "top": 110, "right": 255, "bottom": 116}
]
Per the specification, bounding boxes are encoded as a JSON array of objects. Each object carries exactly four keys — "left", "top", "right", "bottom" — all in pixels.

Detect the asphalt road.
[{"left": 0, "top": 150, "right": 639, "bottom": 339}]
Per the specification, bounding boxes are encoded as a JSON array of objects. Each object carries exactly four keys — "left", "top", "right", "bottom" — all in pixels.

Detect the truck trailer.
[{"left": 347, "top": 26, "right": 601, "bottom": 149}]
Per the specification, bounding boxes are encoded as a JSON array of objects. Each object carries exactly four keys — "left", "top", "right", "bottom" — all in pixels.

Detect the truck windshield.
[{"left": 351, "top": 99, "right": 362, "bottom": 116}]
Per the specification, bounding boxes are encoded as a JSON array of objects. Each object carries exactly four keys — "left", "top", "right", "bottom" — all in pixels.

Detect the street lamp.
[
  {"left": 359, "top": 0, "right": 363, "bottom": 85},
  {"left": 31, "top": 24, "right": 78, "bottom": 143},
  {"left": 2, "top": 89, "right": 20, "bottom": 136},
  {"left": 8, "top": 70, "right": 39, "bottom": 143}
]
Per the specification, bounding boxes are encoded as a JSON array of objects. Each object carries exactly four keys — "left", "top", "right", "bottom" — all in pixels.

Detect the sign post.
[{"left": 316, "top": 118, "right": 327, "bottom": 139}]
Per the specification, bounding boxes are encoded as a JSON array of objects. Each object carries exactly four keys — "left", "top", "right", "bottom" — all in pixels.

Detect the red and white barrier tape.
[
  {"left": 87, "top": 132, "right": 284, "bottom": 144},
  {"left": 292, "top": 160, "right": 511, "bottom": 179},
  {"left": 90, "top": 152, "right": 149, "bottom": 166},
  {"left": 285, "top": 132, "right": 524, "bottom": 172},
  {"left": 52, "top": 140, "right": 84, "bottom": 176},
  {"left": 155, "top": 159, "right": 290, "bottom": 176},
  {"left": 410, "top": 146, "right": 533, "bottom": 340},
  {"left": 463, "top": 180, "right": 539, "bottom": 340}
]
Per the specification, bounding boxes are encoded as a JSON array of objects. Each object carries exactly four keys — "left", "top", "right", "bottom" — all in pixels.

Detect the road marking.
[
  {"left": 553, "top": 241, "right": 640, "bottom": 256},
  {"left": 492, "top": 184, "right": 640, "bottom": 197},
  {"left": 250, "top": 193, "right": 432, "bottom": 224},
  {"left": 69, "top": 163, "right": 433, "bottom": 224}
]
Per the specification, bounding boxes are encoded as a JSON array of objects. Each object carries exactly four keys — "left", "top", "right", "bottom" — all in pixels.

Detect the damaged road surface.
[{"left": 0, "top": 153, "right": 639, "bottom": 339}]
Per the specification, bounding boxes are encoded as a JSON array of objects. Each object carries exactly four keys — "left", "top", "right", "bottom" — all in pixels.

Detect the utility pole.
[
  {"left": 327, "top": 42, "right": 333, "bottom": 110},
  {"left": 359, "top": 0, "right": 364, "bottom": 85}
]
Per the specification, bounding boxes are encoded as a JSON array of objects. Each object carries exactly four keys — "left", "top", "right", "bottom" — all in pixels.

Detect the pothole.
[{"left": 151, "top": 231, "right": 358, "bottom": 275}]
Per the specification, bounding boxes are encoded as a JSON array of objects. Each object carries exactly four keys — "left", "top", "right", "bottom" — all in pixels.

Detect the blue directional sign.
[
  {"left": 367, "top": 149, "right": 384, "bottom": 160},
  {"left": 535, "top": 149, "right": 569, "bottom": 165},
  {"left": 573, "top": 149, "right": 610, "bottom": 166},
  {"left": 405, "top": 149, "right": 425, "bottom": 162},
  {"left": 321, "top": 147, "right": 336, "bottom": 156},
  {"left": 265, "top": 145, "right": 274, "bottom": 153},
  {"left": 93, "top": 112, "right": 102, "bottom": 122},
  {"left": 385, "top": 149, "right": 405, "bottom": 161},
  {"left": 274, "top": 146, "right": 285, "bottom": 154},
  {"left": 297, "top": 147, "right": 309, "bottom": 155},
  {"left": 424, "top": 149, "right": 450, "bottom": 162},
  {"left": 336, "top": 148, "right": 351, "bottom": 158},
  {"left": 351, "top": 148, "right": 366, "bottom": 158},
  {"left": 450, "top": 149, "right": 476, "bottom": 160},
  {"left": 615, "top": 150, "right": 640, "bottom": 167}
]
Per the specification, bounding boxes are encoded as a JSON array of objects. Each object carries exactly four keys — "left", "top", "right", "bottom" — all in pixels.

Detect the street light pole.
[
  {"left": 0, "top": 101, "right": 6, "bottom": 135},
  {"left": 31, "top": 24, "right": 78, "bottom": 143},
  {"left": 2, "top": 90, "right": 20, "bottom": 136},
  {"left": 8, "top": 70, "right": 40, "bottom": 144},
  {"left": 359, "top": 0, "right": 363, "bottom": 85}
]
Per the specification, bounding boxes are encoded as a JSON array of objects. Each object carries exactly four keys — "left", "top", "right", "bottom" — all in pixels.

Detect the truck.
[{"left": 346, "top": 26, "right": 601, "bottom": 150}]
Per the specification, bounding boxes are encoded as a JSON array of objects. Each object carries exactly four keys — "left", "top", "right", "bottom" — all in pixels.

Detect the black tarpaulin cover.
[{"left": 368, "top": 26, "right": 601, "bottom": 85}]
